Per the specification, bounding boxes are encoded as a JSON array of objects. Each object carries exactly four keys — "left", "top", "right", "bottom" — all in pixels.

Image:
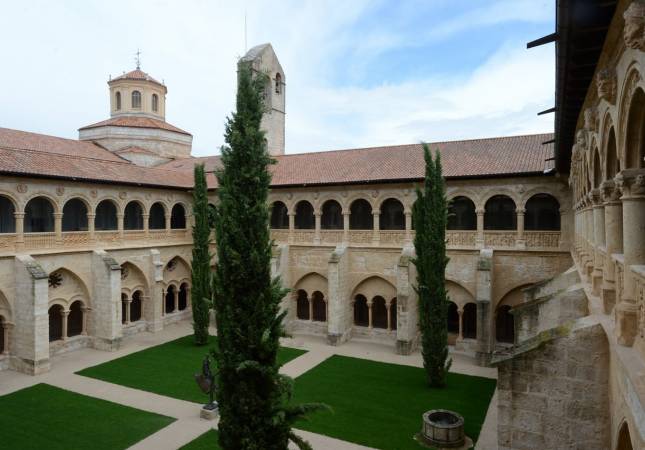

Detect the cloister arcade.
[
  {"left": 352, "top": 277, "right": 397, "bottom": 332},
  {"left": 162, "top": 257, "right": 191, "bottom": 317},
  {"left": 47, "top": 269, "right": 89, "bottom": 343}
]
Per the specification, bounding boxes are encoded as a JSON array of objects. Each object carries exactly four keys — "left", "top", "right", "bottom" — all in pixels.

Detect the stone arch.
[
  {"left": 617, "top": 64, "right": 645, "bottom": 167},
  {"left": 445, "top": 280, "right": 475, "bottom": 308},
  {"left": 463, "top": 302, "right": 477, "bottom": 339},
  {"left": 270, "top": 201, "right": 289, "bottom": 229},
  {"left": 447, "top": 196, "right": 476, "bottom": 230},
  {"left": 321, "top": 199, "right": 343, "bottom": 230},
  {"left": 47, "top": 267, "right": 90, "bottom": 309},
  {"left": 311, "top": 291, "right": 326, "bottom": 322},
  {"left": 94, "top": 196, "right": 122, "bottom": 214},
  {"left": 623, "top": 86, "right": 645, "bottom": 169},
  {"left": 371, "top": 295, "right": 388, "bottom": 328},
  {"left": 525, "top": 194, "right": 561, "bottom": 231},
  {"left": 149, "top": 202, "right": 166, "bottom": 230},
  {"left": 295, "top": 289, "right": 309, "bottom": 320},
  {"left": 170, "top": 203, "right": 187, "bottom": 229},
  {"left": 293, "top": 272, "right": 328, "bottom": 296},
  {"left": 95, "top": 199, "right": 119, "bottom": 231},
  {"left": 23, "top": 192, "right": 60, "bottom": 213},
  {"left": 484, "top": 194, "right": 517, "bottom": 230},
  {"left": 353, "top": 294, "right": 369, "bottom": 327},
  {"left": 351, "top": 276, "right": 397, "bottom": 301},
  {"left": 0, "top": 194, "right": 16, "bottom": 233},
  {"left": 120, "top": 261, "right": 149, "bottom": 295},
  {"left": 447, "top": 301, "right": 459, "bottom": 334},
  {"left": 616, "top": 421, "right": 634, "bottom": 450},
  {"left": 294, "top": 200, "right": 314, "bottom": 229},
  {"left": 0, "top": 289, "right": 11, "bottom": 322},
  {"left": 124, "top": 200, "right": 145, "bottom": 230},
  {"left": 48, "top": 304, "right": 64, "bottom": 342},
  {"left": 62, "top": 197, "right": 89, "bottom": 232},
  {"left": 130, "top": 290, "right": 143, "bottom": 322},
  {"left": 24, "top": 196, "right": 56, "bottom": 233},
  {"left": 592, "top": 146, "right": 602, "bottom": 188},
  {"left": 379, "top": 198, "right": 405, "bottom": 230},
  {"left": 67, "top": 300, "right": 84, "bottom": 337},
  {"left": 349, "top": 198, "right": 373, "bottom": 230},
  {"left": 605, "top": 126, "right": 620, "bottom": 179},
  {"left": 495, "top": 284, "right": 531, "bottom": 344},
  {"left": 163, "top": 256, "right": 191, "bottom": 286},
  {"left": 178, "top": 282, "right": 189, "bottom": 311}
]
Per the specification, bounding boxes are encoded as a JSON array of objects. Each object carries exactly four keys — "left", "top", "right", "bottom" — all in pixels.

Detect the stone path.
[{"left": 0, "top": 322, "right": 498, "bottom": 450}]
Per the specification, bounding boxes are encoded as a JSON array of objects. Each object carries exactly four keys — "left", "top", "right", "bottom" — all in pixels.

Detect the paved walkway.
[{"left": 0, "top": 322, "right": 498, "bottom": 449}]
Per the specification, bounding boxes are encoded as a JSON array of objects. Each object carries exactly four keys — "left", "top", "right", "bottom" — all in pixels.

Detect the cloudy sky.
[{"left": 0, "top": 0, "right": 555, "bottom": 156}]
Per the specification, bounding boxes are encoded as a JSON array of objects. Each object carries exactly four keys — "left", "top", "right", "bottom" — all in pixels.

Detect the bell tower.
[{"left": 239, "top": 43, "right": 286, "bottom": 156}]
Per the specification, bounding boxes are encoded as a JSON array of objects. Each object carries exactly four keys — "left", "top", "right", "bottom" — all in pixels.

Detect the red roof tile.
[
  {"left": 79, "top": 116, "right": 191, "bottom": 136},
  {"left": 110, "top": 69, "right": 164, "bottom": 86}
]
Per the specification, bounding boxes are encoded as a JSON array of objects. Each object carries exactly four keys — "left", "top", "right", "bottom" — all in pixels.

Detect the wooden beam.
[
  {"left": 527, "top": 32, "right": 558, "bottom": 49},
  {"left": 538, "top": 107, "right": 556, "bottom": 116}
]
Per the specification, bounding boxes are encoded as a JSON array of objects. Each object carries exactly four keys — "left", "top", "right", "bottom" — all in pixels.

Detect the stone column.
[
  {"left": 404, "top": 211, "right": 412, "bottom": 243},
  {"left": 601, "top": 180, "right": 623, "bottom": 313},
  {"left": 87, "top": 213, "right": 96, "bottom": 242},
  {"left": 583, "top": 199, "right": 595, "bottom": 278},
  {"left": 142, "top": 213, "right": 150, "bottom": 238},
  {"left": 117, "top": 213, "right": 124, "bottom": 238},
  {"left": 475, "top": 249, "right": 494, "bottom": 366},
  {"left": 591, "top": 189, "right": 605, "bottom": 294},
  {"left": 90, "top": 250, "right": 123, "bottom": 351},
  {"left": 396, "top": 245, "right": 417, "bottom": 354},
  {"left": 147, "top": 249, "right": 165, "bottom": 332},
  {"left": 161, "top": 288, "right": 166, "bottom": 316},
  {"left": 14, "top": 212, "right": 24, "bottom": 247},
  {"left": 288, "top": 213, "right": 295, "bottom": 244},
  {"left": 342, "top": 212, "right": 350, "bottom": 243},
  {"left": 2, "top": 322, "right": 12, "bottom": 355},
  {"left": 81, "top": 306, "right": 89, "bottom": 335},
  {"left": 314, "top": 211, "right": 321, "bottom": 244},
  {"left": 327, "top": 245, "right": 351, "bottom": 345},
  {"left": 515, "top": 208, "right": 525, "bottom": 249},
  {"left": 476, "top": 208, "right": 485, "bottom": 248},
  {"left": 125, "top": 299, "right": 132, "bottom": 324},
  {"left": 54, "top": 212, "right": 63, "bottom": 244},
  {"left": 372, "top": 212, "right": 380, "bottom": 245},
  {"left": 614, "top": 170, "right": 645, "bottom": 346},
  {"left": 173, "top": 288, "right": 179, "bottom": 313},
  {"left": 458, "top": 309, "right": 464, "bottom": 341},
  {"left": 367, "top": 300, "right": 373, "bottom": 328},
  {"left": 61, "top": 310, "right": 69, "bottom": 341},
  {"left": 165, "top": 213, "right": 171, "bottom": 235},
  {"left": 387, "top": 301, "right": 392, "bottom": 331},
  {"left": 307, "top": 295, "right": 313, "bottom": 321}
]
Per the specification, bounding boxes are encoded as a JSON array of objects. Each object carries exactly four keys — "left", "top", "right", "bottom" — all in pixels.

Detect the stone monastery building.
[{"left": 0, "top": 1, "right": 643, "bottom": 449}]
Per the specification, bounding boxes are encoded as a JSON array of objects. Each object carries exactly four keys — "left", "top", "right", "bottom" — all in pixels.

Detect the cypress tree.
[
  {"left": 212, "top": 62, "right": 322, "bottom": 450},
  {"left": 413, "top": 144, "right": 452, "bottom": 387},
  {"left": 190, "top": 163, "right": 211, "bottom": 346}
]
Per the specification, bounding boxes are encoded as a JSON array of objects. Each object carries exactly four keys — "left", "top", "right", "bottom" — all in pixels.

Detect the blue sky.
[{"left": 0, "top": 0, "right": 556, "bottom": 156}]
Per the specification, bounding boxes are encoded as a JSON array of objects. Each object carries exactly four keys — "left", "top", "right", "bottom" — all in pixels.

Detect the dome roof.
[{"left": 109, "top": 69, "right": 165, "bottom": 87}]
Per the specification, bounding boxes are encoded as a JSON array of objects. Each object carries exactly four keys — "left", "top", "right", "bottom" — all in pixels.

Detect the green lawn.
[
  {"left": 291, "top": 355, "right": 496, "bottom": 450},
  {"left": 180, "top": 429, "right": 221, "bottom": 450},
  {"left": 77, "top": 335, "right": 307, "bottom": 403},
  {"left": 0, "top": 383, "right": 174, "bottom": 450}
]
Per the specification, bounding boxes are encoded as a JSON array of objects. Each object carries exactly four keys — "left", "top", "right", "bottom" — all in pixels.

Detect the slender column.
[
  {"left": 591, "top": 189, "right": 605, "bottom": 294},
  {"left": 515, "top": 208, "right": 525, "bottom": 249},
  {"left": 601, "top": 180, "right": 623, "bottom": 312},
  {"left": 614, "top": 170, "right": 645, "bottom": 346},
  {"left": 288, "top": 213, "right": 295, "bottom": 244},
  {"left": 367, "top": 301, "right": 373, "bottom": 328},
  {"left": 125, "top": 299, "right": 132, "bottom": 324},
  {"left": 386, "top": 301, "right": 392, "bottom": 331},
  {"left": 186, "top": 286, "right": 192, "bottom": 310},
  {"left": 54, "top": 212, "right": 63, "bottom": 244},
  {"left": 173, "top": 288, "right": 179, "bottom": 313},
  {"left": 458, "top": 309, "right": 464, "bottom": 341},
  {"left": 308, "top": 295, "right": 313, "bottom": 321},
  {"left": 142, "top": 213, "right": 150, "bottom": 238},
  {"left": 87, "top": 213, "right": 96, "bottom": 242},
  {"left": 14, "top": 212, "right": 24, "bottom": 246},
  {"left": 342, "top": 212, "right": 350, "bottom": 243},
  {"left": 61, "top": 310, "right": 70, "bottom": 341},
  {"left": 161, "top": 288, "right": 166, "bottom": 316},
  {"left": 81, "top": 306, "right": 89, "bottom": 335},
  {"left": 165, "top": 213, "right": 171, "bottom": 235},
  {"left": 2, "top": 322, "right": 12, "bottom": 354},
  {"left": 404, "top": 211, "right": 412, "bottom": 243},
  {"left": 117, "top": 213, "right": 125, "bottom": 238},
  {"left": 372, "top": 212, "right": 380, "bottom": 245},
  {"left": 476, "top": 208, "right": 485, "bottom": 248},
  {"left": 314, "top": 211, "right": 321, "bottom": 244}
]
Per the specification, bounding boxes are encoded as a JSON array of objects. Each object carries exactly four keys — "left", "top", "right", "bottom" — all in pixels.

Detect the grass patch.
[
  {"left": 77, "top": 334, "right": 306, "bottom": 403},
  {"left": 291, "top": 355, "right": 496, "bottom": 450},
  {"left": 180, "top": 429, "right": 220, "bottom": 450},
  {"left": 0, "top": 383, "right": 173, "bottom": 450}
]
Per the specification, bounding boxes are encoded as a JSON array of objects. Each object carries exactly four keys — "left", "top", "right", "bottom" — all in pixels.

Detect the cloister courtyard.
[{"left": 0, "top": 320, "right": 497, "bottom": 450}]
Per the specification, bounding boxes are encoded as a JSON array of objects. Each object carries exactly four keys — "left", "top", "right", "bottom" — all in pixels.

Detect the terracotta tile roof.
[
  {"left": 110, "top": 69, "right": 164, "bottom": 86},
  {"left": 160, "top": 133, "right": 555, "bottom": 186},
  {"left": 79, "top": 116, "right": 191, "bottom": 136},
  {"left": 0, "top": 127, "right": 195, "bottom": 188},
  {"left": 0, "top": 127, "right": 553, "bottom": 190},
  {"left": 114, "top": 146, "right": 160, "bottom": 156}
]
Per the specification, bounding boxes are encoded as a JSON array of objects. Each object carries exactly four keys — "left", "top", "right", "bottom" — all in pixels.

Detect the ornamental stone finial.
[
  {"left": 624, "top": 0, "right": 645, "bottom": 51},
  {"left": 596, "top": 68, "right": 617, "bottom": 104}
]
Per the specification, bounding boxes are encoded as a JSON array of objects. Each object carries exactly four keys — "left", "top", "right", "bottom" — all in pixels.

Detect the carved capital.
[
  {"left": 624, "top": 1, "right": 645, "bottom": 51},
  {"left": 600, "top": 180, "right": 622, "bottom": 203},
  {"left": 589, "top": 188, "right": 602, "bottom": 206},
  {"left": 615, "top": 169, "right": 645, "bottom": 198}
]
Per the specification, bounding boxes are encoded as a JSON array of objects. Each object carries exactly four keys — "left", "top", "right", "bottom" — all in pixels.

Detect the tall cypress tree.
[
  {"left": 413, "top": 144, "right": 452, "bottom": 387},
  {"left": 190, "top": 163, "right": 211, "bottom": 346},
  {"left": 212, "top": 62, "right": 322, "bottom": 450}
]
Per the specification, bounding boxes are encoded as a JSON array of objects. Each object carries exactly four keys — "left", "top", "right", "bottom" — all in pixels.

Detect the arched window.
[
  {"left": 484, "top": 195, "right": 516, "bottom": 230},
  {"left": 178, "top": 283, "right": 188, "bottom": 310},
  {"left": 294, "top": 201, "right": 314, "bottom": 229},
  {"left": 463, "top": 302, "right": 477, "bottom": 339},
  {"left": 350, "top": 199, "right": 373, "bottom": 230},
  {"left": 605, "top": 128, "right": 619, "bottom": 179},
  {"left": 171, "top": 204, "right": 186, "bottom": 229},
  {"left": 353, "top": 295, "right": 369, "bottom": 327},
  {"left": 321, "top": 200, "right": 343, "bottom": 230},
  {"left": 625, "top": 88, "right": 644, "bottom": 169},
  {"left": 115, "top": 91, "right": 121, "bottom": 110},
  {"left": 95, "top": 200, "right": 118, "bottom": 231},
  {"left": 68, "top": 301, "right": 83, "bottom": 337},
  {"left": 593, "top": 149, "right": 602, "bottom": 188},
  {"left": 121, "top": 293, "right": 128, "bottom": 324},
  {"left": 448, "top": 196, "right": 476, "bottom": 230},
  {"left": 124, "top": 201, "right": 144, "bottom": 230},
  {"left": 617, "top": 422, "right": 634, "bottom": 450},
  {"left": 48, "top": 305, "right": 63, "bottom": 342},
  {"left": 270, "top": 201, "right": 289, "bottom": 229},
  {"left": 165, "top": 285, "right": 176, "bottom": 314},
  {"left": 379, "top": 198, "right": 404, "bottom": 230},
  {"left": 131, "top": 291, "right": 142, "bottom": 322},
  {"left": 390, "top": 298, "right": 397, "bottom": 330},
  {"left": 447, "top": 302, "right": 459, "bottom": 334},
  {"left": 296, "top": 290, "right": 309, "bottom": 320},
  {"left": 372, "top": 296, "right": 388, "bottom": 329},
  {"left": 275, "top": 73, "right": 282, "bottom": 94},
  {"left": 132, "top": 90, "right": 141, "bottom": 109},
  {"left": 312, "top": 291, "right": 326, "bottom": 322},
  {"left": 24, "top": 197, "right": 55, "bottom": 233},
  {"left": 152, "top": 94, "right": 159, "bottom": 112},
  {"left": 149, "top": 202, "right": 166, "bottom": 230},
  {"left": 525, "top": 194, "right": 560, "bottom": 231},
  {"left": 496, "top": 305, "right": 514, "bottom": 344},
  {"left": 0, "top": 196, "right": 16, "bottom": 233},
  {"left": 62, "top": 199, "right": 88, "bottom": 232}
]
